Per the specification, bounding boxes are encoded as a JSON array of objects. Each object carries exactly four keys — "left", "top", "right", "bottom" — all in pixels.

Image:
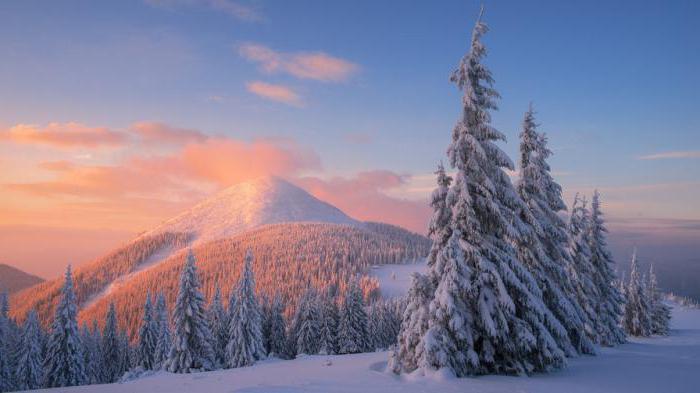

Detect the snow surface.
[
  {"left": 34, "top": 304, "right": 700, "bottom": 393},
  {"left": 141, "top": 177, "right": 360, "bottom": 245},
  {"left": 371, "top": 261, "right": 426, "bottom": 298}
]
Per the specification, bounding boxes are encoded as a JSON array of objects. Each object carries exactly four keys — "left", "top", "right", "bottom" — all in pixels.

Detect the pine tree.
[
  {"left": 623, "top": 250, "right": 652, "bottom": 336},
  {"left": 14, "top": 310, "right": 43, "bottom": 390},
  {"left": 516, "top": 107, "right": 594, "bottom": 355},
  {"left": 337, "top": 281, "right": 370, "bottom": 354},
  {"left": 43, "top": 265, "right": 87, "bottom": 388},
  {"left": 101, "top": 303, "right": 125, "bottom": 382},
  {"left": 226, "top": 250, "right": 266, "bottom": 368},
  {"left": 647, "top": 264, "right": 671, "bottom": 335},
  {"left": 207, "top": 286, "right": 228, "bottom": 367},
  {"left": 266, "top": 294, "right": 289, "bottom": 359},
  {"left": 588, "top": 191, "right": 626, "bottom": 345},
  {"left": 166, "top": 250, "right": 216, "bottom": 373},
  {"left": 137, "top": 293, "right": 158, "bottom": 370},
  {"left": 318, "top": 294, "right": 339, "bottom": 355},
  {"left": 291, "top": 288, "right": 321, "bottom": 355},
  {"left": 153, "top": 292, "right": 171, "bottom": 369}
]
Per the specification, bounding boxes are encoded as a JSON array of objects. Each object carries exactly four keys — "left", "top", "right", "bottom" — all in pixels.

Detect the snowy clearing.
[
  {"left": 370, "top": 261, "right": 425, "bottom": 298},
  {"left": 34, "top": 303, "right": 700, "bottom": 393}
]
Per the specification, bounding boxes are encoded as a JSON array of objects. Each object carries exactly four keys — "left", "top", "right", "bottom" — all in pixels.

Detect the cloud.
[
  {"left": 239, "top": 43, "right": 359, "bottom": 83},
  {"left": 246, "top": 81, "right": 303, "bottom": 107},
  {"left": 637, "top": 150, "right": 700, "bottom": 160},
  {"left": 0, "top": 122, "right": 128, "bottom": 149},
  {"left": 145, "top": 0, "right": 261, "bottom": 22},
  {"left": 130, "top": 122, "right": 208, "bottom": 145},
  {"left": 295, "top": 171, "right": 431, "bottom": 234}
]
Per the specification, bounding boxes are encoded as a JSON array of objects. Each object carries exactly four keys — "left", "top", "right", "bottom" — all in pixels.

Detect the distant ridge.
[{"left": 0, "top": 264, "right": 44, "bottom": 294}]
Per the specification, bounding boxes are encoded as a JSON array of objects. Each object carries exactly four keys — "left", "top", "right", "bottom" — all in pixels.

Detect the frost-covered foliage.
[
  {"left": 588, "top": 191, "right": 626, "bottom": 346},
  {"left": 81, "top": 320, "right": 102, "bottom": 384},
  {"left": 263, "top": 294, "right": 289, "bottom": 358},
  {"left": 517, "top": 107, "right": 594, "bottom": 355},
  {"left": 337, "top": 281, "right": 370, "bottom": 354},
  {"left": 43, "top": 265, "right": 87, "bottom": 388},
  {"left": 368, "top": 298, "right": 402, "bottom": 351},
  {"left": 13, "top": 310, "right": 43, "bottom": 390},
  {"left": 647, "top": 265, "right": 671, "bottom": 335},
  {"left": 291, "top": 288, "right": 322, "bottom": 356},
  {"left": 318, "top": 293, "right": 339, "bottom": 355},
  {"left": 101, "top": 303, "right": 128, "bottom": 382},
  {"left": 391, "top": 272, "right": 433, "bottom": 373},
  {"left": 622, "top": 250, "right": 652, "bottom": 337},
  {"left": 207, "top": 286, "right": 228, "bottom": 366},
  {"left": 137, "top": 293, "right": 158, "bottom": 370},
  {"left": 10, "top": 232, "right": 190, "bottom": 328},
  {"left": 166, "top": 251, "right": 216, "bottom": 373},
  {"left": 0, "top": 291, "right": 15, "bottom": 393},
  {"left": 153, "top": 292, "right": 171, "bottom": 369},
  {"left": 226, "top": 250, "right": 266, "bottom": 368}
]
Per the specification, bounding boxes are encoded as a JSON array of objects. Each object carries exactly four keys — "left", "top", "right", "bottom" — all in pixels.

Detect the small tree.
[
  {"left": 207, "top": 286, "right": 228, "bottom": 367},
  {"left": 137, "top": 293, "right": 158, "bottom": 370},
  {"left": 153, "top": 292, "right": 171, "bottom": 369},
  {"left": 647, "top": 264, "right": 671, "bottom": 335},
  {"left": 292, "top": 288, "right": 321, "bottom": 355},
  {"left": 318, "top": 294, "right": 339, "bottom": 355},
  {"left": 623, "top": 250, "right": 652, "bottom": 336},
  {"left": 337, "top": 281, "right": 370, "bottom": 354},
  {"left": 101, "top": 303, "right": 125, "bottom": 382},
  {"left": 266, "top": 294, "right": 289, "bottom": 358},
  {"left": 14, "top": 310, "right": 43, "bottom": 390}
]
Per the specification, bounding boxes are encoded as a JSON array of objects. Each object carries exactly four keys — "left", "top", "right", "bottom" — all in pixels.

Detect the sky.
[{"left": 0, "top": 0, "right": 698, "bottom": 278}]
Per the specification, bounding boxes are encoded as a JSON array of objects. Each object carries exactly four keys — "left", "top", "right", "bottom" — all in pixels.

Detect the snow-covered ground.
[
  {"left": 36, "top": 303, "right": 700, "bottom": 393},
  {"left": 370, "top": 261, "right": 425, "bottom": 298}
]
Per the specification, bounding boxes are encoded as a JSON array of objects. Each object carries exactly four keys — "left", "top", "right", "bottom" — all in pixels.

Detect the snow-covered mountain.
[{"left": 141, "top": 176, "right": 360, "bottom": 245}]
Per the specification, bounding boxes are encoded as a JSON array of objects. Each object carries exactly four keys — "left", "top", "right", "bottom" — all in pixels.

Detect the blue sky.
[{"left": 0, "top": 0, "right": 698, "bottom": 276}]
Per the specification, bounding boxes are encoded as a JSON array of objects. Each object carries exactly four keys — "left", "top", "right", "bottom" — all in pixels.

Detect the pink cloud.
[
  {"left": 130, "top": 121, "right": 208, "bottom": 145},
  {"left": 0, "top": 122, "right": 128, "bottom": 149},
  {"left": 295, "top": 171, "right": 431, "bottom": 234},
  {"left": 239, "top": 43, "right": 359, "bottom": 82},
  {"left": 246, "top": 81, "right": 303, "bottom": 106}
]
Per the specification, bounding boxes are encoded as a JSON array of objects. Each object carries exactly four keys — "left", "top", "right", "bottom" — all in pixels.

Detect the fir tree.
[
  {"left": 318, "top": 294, "right": 339, "bottom": 355},
  {"left": 84, "top": 320, "right": 103, "bottom": 384},
  {"left": 516, "top": 106, "right": 594, "bottom": 355},
  {"left": 154, "top": 292, "right": 171, "bottom": 369},
  {"left": 14, "top": 310, "right": 43, "bottom": 390},
  {"left": 266, "top": 294, "right": 289, "bottom": 359},
  {"left": 623, "top": 249, "right": 652, "bottom": 337},
  {"left": 207, "top": 286, "right": 228, "bottom": 367},
  {"left": 137, "top": 293, "right": 158, "bottom": 370},
  {"left": 337, "top": 281, "right": 370, "bottom": 354},
  {"left": 43, "top": 265, "right": 87, "bottom": 388},
  {"left": 291, "top": 288, "right": 321, "bottom": 355},
  {"left": 166, "top": 250, "right": 216, "bottom": 373},
  {"left": 101, "top": 303, "right": 125, "bottom": 382},
  {"left": 647, "top": 264, "right": 671, "bottom": 335},
  {"left": 226, "top": 250, "right": 266, "bottom": 368},
  {"left": 588, "top": 191, "right": 626, "bottom": 345},
  {"left": 0, "top": 291, "right": 14, "bottom": 392}
]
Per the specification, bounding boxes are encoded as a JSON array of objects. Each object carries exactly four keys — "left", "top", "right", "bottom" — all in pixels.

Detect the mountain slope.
[
  {"left": 141, "top": 176, "right": 360, "bottom": 244},
  {"left": 0, "top": 264, "right": 44, "bottom": 294}
]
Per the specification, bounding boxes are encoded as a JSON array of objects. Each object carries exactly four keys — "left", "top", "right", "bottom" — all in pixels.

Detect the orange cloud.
[
  {"left": 130, "top": 121, "right": 207, "bottom": 145},
  {"left": 239, "top": 43, "right": 359, "bottom": 82},
  {"left": 0, "top": 122, "right": 128, "bottom": 149},
  {"left": 246, "top": 81, "right": 303, "bottom": 107},
  {"left": 295, "top": 171, "right": 431, "bottom": 234}
]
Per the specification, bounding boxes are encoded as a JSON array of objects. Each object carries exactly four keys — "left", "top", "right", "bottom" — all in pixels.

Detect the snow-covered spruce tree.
[
  {"left": 207, "top": 286, "right": 229, "bottom": 367},
  {"left": 588, "top": 191, "right": 626, "bottom": 345},
  {"left": 0, "top": 291, "right": 15, "bottom": 393},
  {"left": 647, "top": 265, "right": 671, "bottom": 335},
  {"left": 623, "top": 250, "right": 652, "bottom": 337},
  {"left": 266, "top": 294, "right": 289, "bottom": 358},
  {"left": 83, "top": 320, "right": 102, "bottom": 384},
  {"left": 292, "top": 287, "right": 322, "bottom": 355},
  {"left": 516, "top": 107, "right": 594, "bottom": 356},
  {"left": 337, "top": 281, "right": 370, "bottom": 354},
  {"left": 153, "top": 292, "right": 171, "bottom": 369},
  {"left": 101, "top": 302, "right": 126, "bottom": 382},
  {"left": 137, "top": 293, "right": 159, "bottom": 370},
  {"left": 427, "top": 163, "right": 453, "bottom": 281},
  {"left": 166, "top": 250, "right": 216, "bottom": 373},
  {"left": 43, "top": 265, "right": 87, "bottom": 388},
  {"left": 318, "top": 293, "right": 339, "bottom": 355},
  {"left": 226, "top": 250, "right": 266, "bottom": 368},
  {"left": 14, "top": 310, "right": 43, "bottom": 390},
  {"left": 567, "top": 195, "right": 600, "bottom": 344}
]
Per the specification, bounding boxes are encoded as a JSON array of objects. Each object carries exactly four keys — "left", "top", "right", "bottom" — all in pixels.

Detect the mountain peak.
[{"left": 143, "top": 176, "right": 359, "bottom": 244}]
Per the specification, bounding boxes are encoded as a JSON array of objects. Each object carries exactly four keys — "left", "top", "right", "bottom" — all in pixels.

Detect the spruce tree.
[
  {"left": 43, "top": 265, "right": 87, "bottom": 388},
  {"left": 14, "top": 310, "right": 43, "bottom": 390},
  {"left": 226, "top": 250, "right": 265, "bottom": 368},
  {"left": 137, "top": 293, "right": 158, "bottom": 370},
  {"left": 266, "top": 294, "right": 289, "bottom": 359},
  {"left": 0, "top": 291, "right": 14, "bottom": 392},
  {"left": 166, "top": 250, "right": 216, "bottom": 373},
  {"left": 517, "top": 107, "right": 594, "bottom": 355},
  {"left": 318, "top": 294, "right": 339, "bottom": 355},
  {"left": 588, "top": 191, "right": 626, "bottom": 345},
  {"left": 101, "top": 303, "right": 124, "bottom": 382},
  {"left": 337, "top": 281, "right": 370, "bottom": 354},
  {"left": 84, "top": 320, "right": 103, "bottom": 384},
  {"left": 207, "top": 286, "right": 228, "bottom": 367},
  {"left": 623, "top": 250, "right": 651, "bottom": 337},
  {"left": 153, "top": 292, "right": 171, "bottom": 369},
  {"left": 647, "top": 265, "right": 671, "bottom": 335},
  {"left": 292, "top": 288, "right": 321, "bottom": 355}
]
